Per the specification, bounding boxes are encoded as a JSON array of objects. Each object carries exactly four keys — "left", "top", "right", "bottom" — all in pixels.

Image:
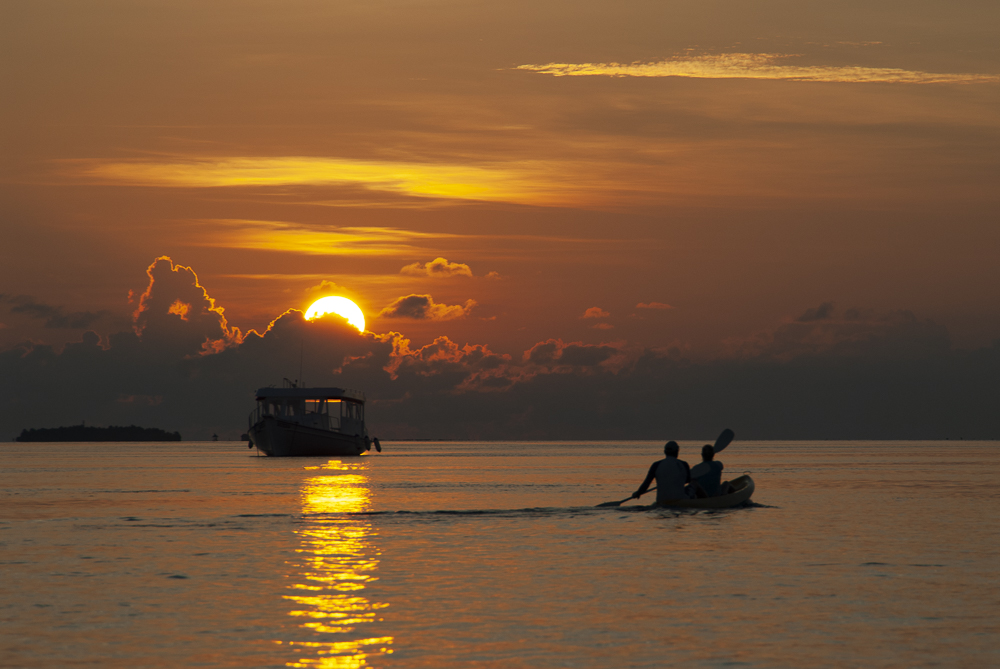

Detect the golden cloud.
[
  {"left": 70, "top": 156, "right": 573, "bottom": 206},
  {"left": 516, "top": 53, "right": 1000, "bottom": 84},
  {"left": 167, "top": 300, "right": 192, "bottom": 321},
  {"left": 400, "top": 257, "right": 473, "bottom": 278},
  {"left": 192, "top": 219, "right": 458, "bottom": 257},
  {"left": 377, "top": 294, "right": 477, "bottom": 321},
  {"left": 582, "top": 307, "right": 610, "bottom": 319}
]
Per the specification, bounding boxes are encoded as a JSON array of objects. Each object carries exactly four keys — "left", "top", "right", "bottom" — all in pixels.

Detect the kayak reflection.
[{"left": 285, "top": 462, "right": 393, "bottom": 668}]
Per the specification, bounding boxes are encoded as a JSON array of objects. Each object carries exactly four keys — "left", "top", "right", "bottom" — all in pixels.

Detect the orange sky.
[{"left": 1, "top": 1, "right": 999, "bottom": 438}]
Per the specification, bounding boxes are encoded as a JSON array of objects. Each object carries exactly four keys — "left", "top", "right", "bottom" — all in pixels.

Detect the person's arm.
[
  {"left": 633, "top": 462, "right": 658, "bottom": 498},
  {"left": 682, "top": 460, "right": 691, "bottom": 484}
]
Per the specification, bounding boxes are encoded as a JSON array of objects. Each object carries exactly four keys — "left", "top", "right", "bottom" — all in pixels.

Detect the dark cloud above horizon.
[
  {"left": 0, "top": 294, "right": 107, "bottom": 330},
  {"left": 797, "top": 301, "right": 836, "bottom": 322},
  {"left": 0, "top": 267, "right": 997, "bottom": 442},
  {"left": 377, "top": 294, "right": 477, "bottom": 321},
  {"left": 731, "top": 303, "right": 951, "bottom": 362}
]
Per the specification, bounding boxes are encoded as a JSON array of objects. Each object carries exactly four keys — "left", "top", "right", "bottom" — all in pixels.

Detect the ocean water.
[{"left": 1, "top": 440, "right": 997, "bottom": 668}]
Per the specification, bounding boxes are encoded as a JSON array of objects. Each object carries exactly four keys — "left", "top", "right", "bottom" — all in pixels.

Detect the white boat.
[{"left": 247, "top": 385, "right": 380, "bottom": 457}]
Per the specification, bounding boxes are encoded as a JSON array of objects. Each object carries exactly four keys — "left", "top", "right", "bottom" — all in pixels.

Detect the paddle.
[
  {"left": 597, "top": 429, "right": 735, "bottom": 507},
  {"left": 597, "top": 487, "right": 656, "bottom": 508},
  {"left": 713, "top": 428, "right": 735, "bottom": 454}
]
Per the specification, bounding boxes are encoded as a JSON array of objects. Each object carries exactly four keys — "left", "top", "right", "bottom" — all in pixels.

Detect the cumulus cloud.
[
  {"left": 582, "top": 307, "right": 610, "bottom": 319},
  {"left": 636, "top": 302, "right": 672, "bottom": 310},
  {"left": 0, "top": 294, "right": 107, "bottom": 329},
  {"left": 516, "top": 54, "right": 1000, "bottom": 84},
  {"left": 382, "top": 334, "right": 511, "bottom": 387},
  {"left": 305, "top": 280, "right": 347, "bottom": 298},
  {"left": 0, "top": 260, "right": 997, "bottom": 442},
  {"left": 400, "top": 257, "right": 473, "bottom": 278},
  {"left": 377, "top": 294, "right": 477, "bottom": 320},
  {"left": 523, "top": 338, "right": 622, "bottom": 369},
  {"left": 131, "top": 257, "right": 242, "bottom": 356}
]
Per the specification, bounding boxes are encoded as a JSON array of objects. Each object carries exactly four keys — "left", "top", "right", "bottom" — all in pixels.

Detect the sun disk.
[{"left": 305, "top": 296, "right": 365, "bottom": 332}]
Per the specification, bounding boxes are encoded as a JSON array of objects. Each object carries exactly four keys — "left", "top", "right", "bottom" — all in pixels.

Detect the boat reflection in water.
[{"left": 284, "top": 461, "right": 393, "bottom": 668}]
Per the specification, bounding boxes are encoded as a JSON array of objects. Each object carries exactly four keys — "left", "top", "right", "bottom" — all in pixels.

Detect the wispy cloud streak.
[
  {"left": 516, "top": 53, "right": 1000, "bottom": 84},
  {"left": 193, "top": 219, "right": 459, "bottom": 256},
  {"left": 196, "top": 220, "right": 624, "bottom": 259},
  {"left": 69, "top": 156, "right": 567, "bottom": 205}
]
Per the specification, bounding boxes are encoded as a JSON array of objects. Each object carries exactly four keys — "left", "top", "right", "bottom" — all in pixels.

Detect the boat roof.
[{"left": 255, "top": 387, "right": 365, "bottom": 402}]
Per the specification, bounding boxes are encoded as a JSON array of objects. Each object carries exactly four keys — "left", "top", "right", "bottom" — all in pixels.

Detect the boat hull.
[
  {"left": 248, "top": 416, "right": 366, "bottom": 457},
  {"left": 657, "top": 474, "right": 755, "bottom": 509}
]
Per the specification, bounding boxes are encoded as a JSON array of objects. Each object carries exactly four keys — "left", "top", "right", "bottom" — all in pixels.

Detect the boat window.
[{"left": 340, "top": 401, "right": 362, "bottom": 421}]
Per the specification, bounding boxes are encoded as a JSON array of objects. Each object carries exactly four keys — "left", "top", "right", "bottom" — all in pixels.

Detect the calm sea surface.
[{"left": 1, "top": 441, "right": 998, "bottom": 668}]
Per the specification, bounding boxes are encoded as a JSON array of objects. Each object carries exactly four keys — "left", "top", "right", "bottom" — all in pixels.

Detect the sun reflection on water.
[{"left": 284, "top": 461, "right": 392, "bottom": 668}]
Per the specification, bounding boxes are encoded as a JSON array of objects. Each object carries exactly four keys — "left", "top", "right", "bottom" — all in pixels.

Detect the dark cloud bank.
[
  {"left": 2, "top": 258, "right": 998, "bottom": 441},
  {"left": 0, "top": 294, "right": 107, "bottom": 329}
]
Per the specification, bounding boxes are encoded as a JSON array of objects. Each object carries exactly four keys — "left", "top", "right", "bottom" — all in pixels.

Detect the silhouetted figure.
[
  {"left": 691, "top": 444, "right": 733, "bottom": 497},
  {"left": 632, "top": 441, "right": 693, "bottom": 504}
]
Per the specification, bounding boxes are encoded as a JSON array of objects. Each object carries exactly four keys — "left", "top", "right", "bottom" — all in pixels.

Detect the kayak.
[{"left": 656, "top": 474, "right": 755, "bottom": 509}]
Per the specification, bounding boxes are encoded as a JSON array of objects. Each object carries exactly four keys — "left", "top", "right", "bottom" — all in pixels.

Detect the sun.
[{"left": 305, "top": 296, "right": 365, "bottom": 332}]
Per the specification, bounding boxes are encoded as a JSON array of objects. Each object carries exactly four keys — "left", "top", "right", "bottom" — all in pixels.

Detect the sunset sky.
[{"left": 2, "top": 1, "right": 998, "bottom": 440}]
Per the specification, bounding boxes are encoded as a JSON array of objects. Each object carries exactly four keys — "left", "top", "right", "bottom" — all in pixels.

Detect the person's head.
[
  {"left": 664, "top": 441, "right": 679, "bottom": 457},
  {"left": 702, "top": 444, "right": 715, "bottom": 461}
]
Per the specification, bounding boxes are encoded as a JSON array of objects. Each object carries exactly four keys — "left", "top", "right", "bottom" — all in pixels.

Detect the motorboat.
[{"left": 246, "top": 384, "right": 381, "bottom": 457}]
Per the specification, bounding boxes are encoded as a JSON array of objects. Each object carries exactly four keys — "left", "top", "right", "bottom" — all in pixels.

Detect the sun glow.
[{"left": 305, "top": 296, "right": 366, "bottom": 332}]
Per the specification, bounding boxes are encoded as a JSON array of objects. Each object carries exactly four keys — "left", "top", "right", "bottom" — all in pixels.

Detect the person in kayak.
[
  {"left": 632, "top": 441, "right": 694, "bottom": 504},
  {"left": 691, "top": 444, "right": 733, "bottom": 497}
]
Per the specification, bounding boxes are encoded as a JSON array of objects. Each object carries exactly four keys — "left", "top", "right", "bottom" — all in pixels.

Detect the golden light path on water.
[{"left": 283, "top": 462, "right": 392, "bottom": 668}]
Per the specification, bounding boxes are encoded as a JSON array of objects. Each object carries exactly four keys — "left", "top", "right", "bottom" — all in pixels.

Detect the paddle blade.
[
  {"left": 597, "top": 497, "right": 629, "bottom": 508},
  {"left": 714, "top": 429, "right": 735, "bottom": 454}
]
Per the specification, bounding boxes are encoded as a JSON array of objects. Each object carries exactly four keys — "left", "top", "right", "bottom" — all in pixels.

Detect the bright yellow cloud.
[
  {"left": 192, "top": 219, "right": 459, "bottom": 256},
  {"left": 516, "top": 54, "right": 1000, "bottom": 84},
  {"left": 72, "top": 156, "right": 571, "bottom": 206}
]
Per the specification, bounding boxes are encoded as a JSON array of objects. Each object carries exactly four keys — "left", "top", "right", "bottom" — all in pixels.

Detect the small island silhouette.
[{"left": 16, "top": 424, "right": 182, "bottom": 442}]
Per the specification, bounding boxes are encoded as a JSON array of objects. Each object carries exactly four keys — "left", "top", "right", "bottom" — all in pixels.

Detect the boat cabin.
[{"left": 250, "top": 387, "right": 366, "bottom": 435}]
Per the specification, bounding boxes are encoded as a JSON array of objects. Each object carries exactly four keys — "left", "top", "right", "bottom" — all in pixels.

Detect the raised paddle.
[
  {"left": 597, "top": 429, "right": 735, "bottom": 507},
  {"left": 713, "top": 428, "right": 735, "bottom": 454}
]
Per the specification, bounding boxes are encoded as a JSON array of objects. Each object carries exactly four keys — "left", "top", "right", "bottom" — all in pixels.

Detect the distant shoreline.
[{"left": 16, "top": 425, "right": 182, "bottom": 442}]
